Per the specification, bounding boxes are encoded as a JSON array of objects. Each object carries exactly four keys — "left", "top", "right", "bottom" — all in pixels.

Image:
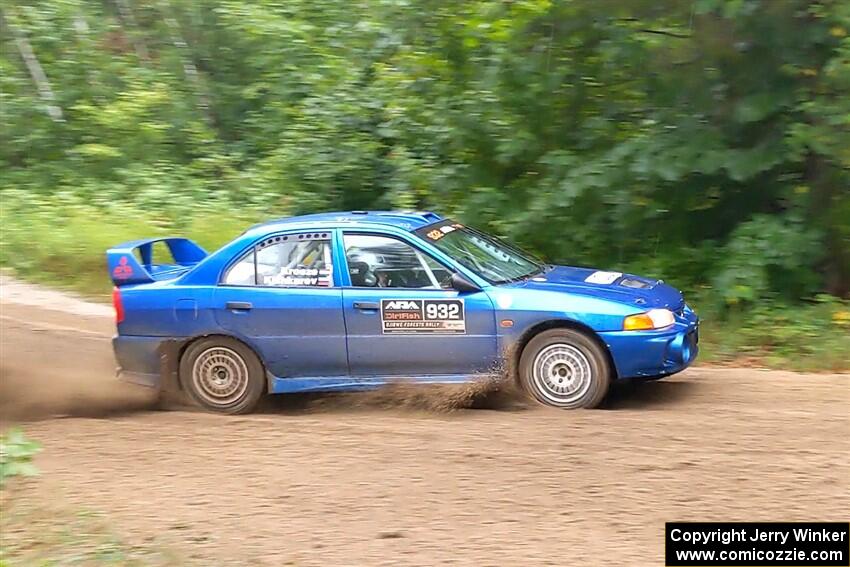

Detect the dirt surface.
[{"left": 1, "top": 276, "right": 848, "bottom": 566}]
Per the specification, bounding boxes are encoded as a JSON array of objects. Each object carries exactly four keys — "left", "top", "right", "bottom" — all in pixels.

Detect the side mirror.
[{"left": 450, "top": 272, "right": 481, "bottom": 293}]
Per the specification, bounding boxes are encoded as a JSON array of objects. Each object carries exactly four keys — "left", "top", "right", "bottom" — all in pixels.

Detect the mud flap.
[{"left": 158, "top": 338, "right": 188, "bottom": 393}]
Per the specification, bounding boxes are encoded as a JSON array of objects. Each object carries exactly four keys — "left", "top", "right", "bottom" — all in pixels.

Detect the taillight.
[{"left": 112, "top": 286, "right": 125, "bottom": 324}]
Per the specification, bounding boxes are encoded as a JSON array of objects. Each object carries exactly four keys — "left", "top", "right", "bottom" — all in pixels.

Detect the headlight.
[{"left": 623, "top": 309, "right": 676, "bottom": 331}]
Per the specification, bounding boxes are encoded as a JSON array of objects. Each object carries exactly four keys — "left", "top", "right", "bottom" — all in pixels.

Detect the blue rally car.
[{"left": 107, "top": 211, "right": 698, "bottom": 414}]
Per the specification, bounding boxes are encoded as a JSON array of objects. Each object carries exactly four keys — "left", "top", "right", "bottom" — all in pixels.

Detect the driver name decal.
[
  {"left": 381, "top": 299, "right": 466, "bottom": 334},
  {"left": 261, "top": 267, "right": 332, "bottom": 287}
]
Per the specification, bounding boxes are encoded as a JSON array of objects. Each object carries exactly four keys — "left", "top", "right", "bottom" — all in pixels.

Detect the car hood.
[{"left": 506, "top": 265, "right": 684, "bottom": 311}]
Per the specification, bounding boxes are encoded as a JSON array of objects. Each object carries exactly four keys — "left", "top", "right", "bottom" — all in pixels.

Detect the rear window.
[{"left": 223, "top": 234, "right": 333, "bottom": 287}]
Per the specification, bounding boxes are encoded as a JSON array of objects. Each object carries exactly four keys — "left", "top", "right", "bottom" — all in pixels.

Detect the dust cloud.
[
  {"left": 0, "top": 317, "right": 158, "bottom": 422},
  {"left": 0, "top": 308, "right": 527, "bottom": 422},
  {"left": 0, "top": 275, "right": 529, "bottom": 421},
  {"left": 300, "top": 376, "right": 529, "bottom": 414}
]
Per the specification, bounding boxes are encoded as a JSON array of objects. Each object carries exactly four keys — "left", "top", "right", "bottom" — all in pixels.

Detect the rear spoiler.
[{"left": 107, "top": 237, "right": 207, "bottom": 286}]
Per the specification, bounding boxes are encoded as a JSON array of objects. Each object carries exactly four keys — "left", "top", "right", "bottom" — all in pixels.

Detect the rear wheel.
[
  {"left": 519, "top": 328, "right": 611, "bottom": 409},
  {"left": 179, "top": 337, "right": 265, "bottom": 414}
]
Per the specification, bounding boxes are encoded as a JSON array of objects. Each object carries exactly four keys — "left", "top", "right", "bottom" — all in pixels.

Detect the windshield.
[{"left": 414, "top": 220, "right": 543, "bottom": 284}]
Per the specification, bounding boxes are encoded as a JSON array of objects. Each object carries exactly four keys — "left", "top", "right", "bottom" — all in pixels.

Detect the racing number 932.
[
  {"left": 426, "top": 301, "right": 460, "bottom": 320},
  {"left": 380, "top": 299, "right": 466, "bottom": 334}
]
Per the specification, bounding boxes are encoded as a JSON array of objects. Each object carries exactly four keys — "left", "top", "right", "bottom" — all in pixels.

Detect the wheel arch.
[
  {"left": 511, "top": 319, "right": 618, "bottom": 380},
  {"left": 161, "top": 332, "right": 270, "bottom": 392}
]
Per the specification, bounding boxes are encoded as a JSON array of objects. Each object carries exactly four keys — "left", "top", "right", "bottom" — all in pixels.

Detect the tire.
[
  {"left": 179, "top": 336, "right": 266, "bottom": 414},
  {"left": 518, "top": 328, "right": 612, "bottom": 409}
]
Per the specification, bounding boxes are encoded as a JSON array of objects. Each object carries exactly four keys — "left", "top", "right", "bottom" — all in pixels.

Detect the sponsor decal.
[
  {"left": 112, "top": 256, "right": 134, "bottom": 280},
  {"left": 584, "top": 270, "right": 623, "bottom": 285},
  {"left": 424, "top": 223, "right": 464, "bottom": 241},
  {"left": 381, "top": 298, "right": 466, "bottom": 334},
  {"left": 262, "top": 267, "right": 332, "bottom": 287}
]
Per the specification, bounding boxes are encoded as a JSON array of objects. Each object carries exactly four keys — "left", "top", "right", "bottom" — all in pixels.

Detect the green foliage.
[
  {"left": 1, "top": 504, "right": 185, "bottom": 566},
  {"left": 0, "top": 189, "right": 268, "bottom": 295},
  {"left": 1, "top": 0, "right": 848, "bottom": 310},
  {"left": 712, "top": 213, "right": 823, "bottom": 306},
  {"left": 698, "top": 296, "right": 850, "bottom": 372},
  {"left": 0, "top": 429, "right": 40, "bottom": 488}
]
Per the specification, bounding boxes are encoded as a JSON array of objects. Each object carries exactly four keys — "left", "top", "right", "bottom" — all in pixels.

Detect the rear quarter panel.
[{"left": 118, "top": 284, "right": 218, "bottom": 338}]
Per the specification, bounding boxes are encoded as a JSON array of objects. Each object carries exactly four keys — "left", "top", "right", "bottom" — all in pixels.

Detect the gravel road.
[{"left": 1, "top": 276, "right": 847, "bottom": 566}]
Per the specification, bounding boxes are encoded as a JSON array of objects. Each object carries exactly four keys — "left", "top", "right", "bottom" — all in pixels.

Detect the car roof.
[{"left": 245, "top": 210, "right": 445, "bottom": 235}]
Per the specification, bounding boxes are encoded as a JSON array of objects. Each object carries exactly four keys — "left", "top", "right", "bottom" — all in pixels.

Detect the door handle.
[
  {"left": 226, "top": 301, "right": 253, "bottom": 311},
  {"left": 353, "top": 301, "right": 379, "bottom": 310}
]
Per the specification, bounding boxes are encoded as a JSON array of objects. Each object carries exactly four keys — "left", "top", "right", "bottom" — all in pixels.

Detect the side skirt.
[{"left": 268, "top": 373, "right": 499, "bottom": 394}]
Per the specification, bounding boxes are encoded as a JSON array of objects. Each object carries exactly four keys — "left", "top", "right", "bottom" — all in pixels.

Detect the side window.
[
  {"left": 224, "top": 251, "right": 257, "bottom": 285},
  {"left": 223, "top": 234, "right": 333, "bottom": 287},
  {"left": 343, "top": 234, "right": 452, "bottom": 289}
]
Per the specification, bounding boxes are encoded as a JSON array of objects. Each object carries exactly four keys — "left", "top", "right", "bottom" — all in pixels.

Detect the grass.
[
  {"left": 0, "top": 429, "right": 40, "bottom": 488},
  {"left": 1, "top": 193, "right": 848, "bottom": 372},
  {"left": 696, "top": 296, "right": 850, "bottom": 372},
  {"left": 0, "top": 191, "right": 271, "bottom": 297},
  {"left": 0, "top": 484, "right": 185, "bottom": 566},
  {"left": 0, "top": 429, "right": 183, "bottom": 566}
]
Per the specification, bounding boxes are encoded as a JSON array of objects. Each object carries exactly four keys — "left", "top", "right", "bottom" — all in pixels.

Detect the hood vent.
[{"left": 620, "top": 277, "right": 653, "bottom": 289}]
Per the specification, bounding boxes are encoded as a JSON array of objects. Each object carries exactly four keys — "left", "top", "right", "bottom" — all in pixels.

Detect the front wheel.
[
  {"left": 519, "top": 328, "right": 611, "bottom": 409},
  {"left": 179, "top": 337, "right": 266, "bottom": 414}
]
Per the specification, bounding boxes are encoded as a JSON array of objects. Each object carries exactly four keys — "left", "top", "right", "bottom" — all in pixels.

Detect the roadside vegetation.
[
  {"left": 697, "top": 296, "right": 850, "bottom": 372},
  {"left": 1, "top": 429, "right": 182, "bottom": 566},
  {"left": 0, "top": 499, "right": 184, "bottom": 567},
  {"left": 0, "top": 429, "right": 40, "bottom": 488},
  {"left": 1, "top": 1, "right": 848, "bottom": 371}
]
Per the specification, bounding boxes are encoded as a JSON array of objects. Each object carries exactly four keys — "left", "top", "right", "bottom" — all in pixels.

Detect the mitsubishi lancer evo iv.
[{"left": 107, "top": 211, "right": 699, "bottom": 414}]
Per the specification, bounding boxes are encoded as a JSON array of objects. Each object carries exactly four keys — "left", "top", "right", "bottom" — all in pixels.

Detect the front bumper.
[{"left": 599, "top": 308, "right": 699, "bottom": 379}]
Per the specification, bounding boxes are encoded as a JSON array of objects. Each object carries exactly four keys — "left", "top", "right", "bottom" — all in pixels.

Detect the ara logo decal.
[
  {"left": 112, "top": 256, "right": 134, "bottom": 280},
  {"left": 383, "top": 300, "right": 421, "bottom": 311}
]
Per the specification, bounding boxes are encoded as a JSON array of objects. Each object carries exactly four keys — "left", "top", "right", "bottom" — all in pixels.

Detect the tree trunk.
[
  {"left": 158, "top": 0, "right": 214, "bottom": 126},
  {"left": 113, "top": 0, "right": 150, "bottom": 63},
  {"left": 0, "top": 8, "right": 64, "bottom": 122},
  {"left": 806, "top": 154, "right": 850, "bottom": 298}
]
